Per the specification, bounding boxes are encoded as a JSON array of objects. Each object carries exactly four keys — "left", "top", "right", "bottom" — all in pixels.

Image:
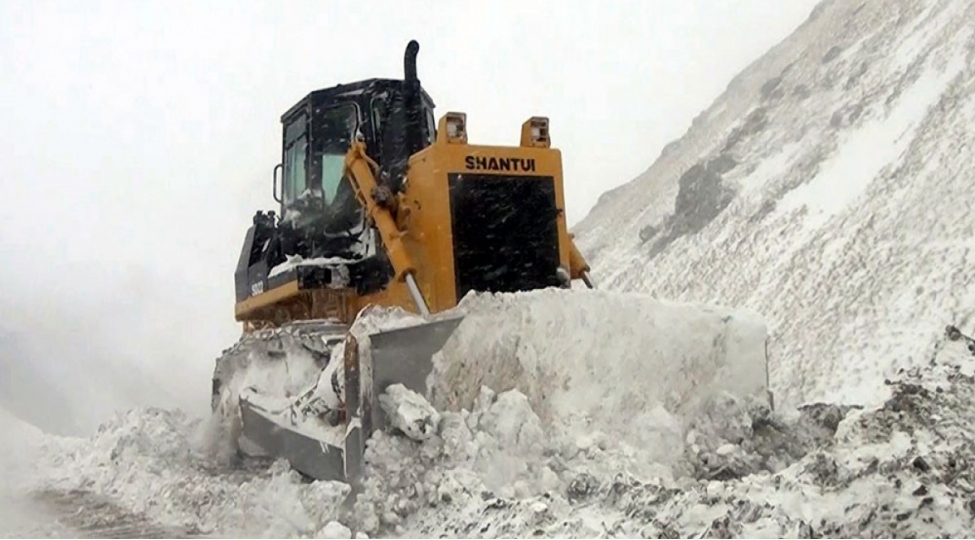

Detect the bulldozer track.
[{"left": 30, "top": 489, "right": 209, "bottom": 539}]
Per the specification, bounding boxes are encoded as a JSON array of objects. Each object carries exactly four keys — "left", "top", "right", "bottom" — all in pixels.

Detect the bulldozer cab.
[{"left": 275, "top": 79, "right": 438, "bottom": 235}]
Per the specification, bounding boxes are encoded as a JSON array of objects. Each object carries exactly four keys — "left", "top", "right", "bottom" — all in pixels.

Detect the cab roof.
[{"left": 281, "top": 78, "right": 436, "bottom": 123}]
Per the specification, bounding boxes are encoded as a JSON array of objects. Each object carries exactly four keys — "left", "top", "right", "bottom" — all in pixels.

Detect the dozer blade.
[
  {"left": 344, "top": 315, "right": 464, "bottom": 484},
  {"left": 238, "top": 315, "right": 465, "bottom": 484},
  {"left": 238, "top": 394, "right": 348, "bottom": 481},
  {"left": 363, "top": 314, "right": 466, "bottom": 429}
]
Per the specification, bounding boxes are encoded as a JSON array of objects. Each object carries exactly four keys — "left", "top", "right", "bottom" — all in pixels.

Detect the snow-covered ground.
[
  {"left": 5, "top": 0, "right": 975, "bottom": 537},
  {"left": 6, "top": 325, "right": 975, "bottom": 538},
  {"left": 354, "top": 331, "right": 975, "bottom": 538}
]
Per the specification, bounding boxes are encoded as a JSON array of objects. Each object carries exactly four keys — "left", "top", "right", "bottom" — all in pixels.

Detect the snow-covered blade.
[
  {"left": 238, "top": 392, "right": 348, "bottom": 481},
  {"left": 232, "top": 315, "right": 465, "bottom": 483}
]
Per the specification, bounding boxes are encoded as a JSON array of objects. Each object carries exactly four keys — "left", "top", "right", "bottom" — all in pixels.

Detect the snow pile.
[
  {"left": 18, "top": 318, "right": 975, "bottom": 538},
  {"left": 574, "top": 0, "right": 975, "bottom": 411},
  {"left": 348, "top": 331, "right": 975, "bottom": 538},
  {"left": 31, "top": 408, "right": 352, "bottom": 538},
  {"left": 432, "top": 289, "right": 768, "bottom": 448}
]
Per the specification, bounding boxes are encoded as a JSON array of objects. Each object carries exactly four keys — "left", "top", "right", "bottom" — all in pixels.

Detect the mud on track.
[{"left": 23, "top": 489, "right": 209, "bottom": 539}]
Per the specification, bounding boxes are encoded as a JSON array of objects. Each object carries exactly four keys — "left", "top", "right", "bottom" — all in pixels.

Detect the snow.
[
  {"left": 268, "top": 254, "right": 354, "bottom": 279},
  {"left": 345, "top": 333, "right": 975, "bottom": 538},
  {"left": 379, "top": 384, "right": 441, "bottom": 442},
  {"left": 889, "top": 1, "right": 955, "bottom": 74},
  {"left": 433, "top": 289, "right": 769, "bottom": 441},
  {"left": 773, "top": 38, "right": 968, "bottom": 232},
  {"left": 14, "top": 309, "right": 975, "bottom": 537},
  {"left": 20, "top": 408, "right": 353, "bottom": 538},
  {"left": 317, "top": 520, "right": 353, "bottom": 539},
  {"left": 734, "top": 140, "right": 802, "bottom": 196}
]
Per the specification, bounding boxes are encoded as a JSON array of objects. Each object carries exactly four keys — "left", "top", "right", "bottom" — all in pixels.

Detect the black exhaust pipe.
[
  {"left": 404, "top": 40, "right": 419, "bottom": 82},
  {"left": 402, "top": 40, "right": 422, "bottom": 154},
  {"left": 379, "top": 40, "right": 425, "bottom": 194}
]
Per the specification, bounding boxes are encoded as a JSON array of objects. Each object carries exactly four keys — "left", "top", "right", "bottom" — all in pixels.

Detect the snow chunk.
[
  {"left": 316, "top": 521, "right": 352, "bottom": 539},
  {"left": 379, "top": 384, "right": 440, "bottom": 441},
  {"left": 471, "top": 388, "right": 544, "bottom": 453},
  {"left": 268, "top": 254, "right": 353, "bottom": 279}
]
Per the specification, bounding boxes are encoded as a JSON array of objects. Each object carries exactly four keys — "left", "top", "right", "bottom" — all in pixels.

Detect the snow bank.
[
  {"left": 431, "top": 289, "right": 768, "bottom": 461},
  {"left": 350, "top": 331, "right": 975, "bottom": 538},
  {"left": 19, "top": 323, "right": 975, "bottom": 538}
]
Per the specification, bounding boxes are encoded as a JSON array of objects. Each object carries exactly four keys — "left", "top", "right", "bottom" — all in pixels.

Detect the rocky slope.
[{"left": 574, "top": 0, "right": 975, "bottom": 411}]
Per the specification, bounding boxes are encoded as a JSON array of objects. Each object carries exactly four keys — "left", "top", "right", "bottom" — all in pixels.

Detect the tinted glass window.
[
  {"left": 314, "top": 104, "right": 357, "bottom": 204},
  {"left": 283, "top": 115, "right": 308, "bottom": 204},
  {"left": 425, "top": 108, "right": 436, "bottom": 144}
]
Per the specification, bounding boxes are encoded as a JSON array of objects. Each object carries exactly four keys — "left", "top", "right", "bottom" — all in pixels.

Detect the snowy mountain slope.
[{"left": 574, "top": 0, "right": 975, "bottom": 410}]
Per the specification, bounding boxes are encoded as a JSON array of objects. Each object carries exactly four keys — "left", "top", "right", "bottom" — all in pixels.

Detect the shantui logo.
[{"left": 464, "top": 155, "right": 536, "bottom": 172}]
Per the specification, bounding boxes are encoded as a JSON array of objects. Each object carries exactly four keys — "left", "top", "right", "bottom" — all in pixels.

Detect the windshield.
[{"left": 314, "top": 104, "right": 358, "bottom": 204}]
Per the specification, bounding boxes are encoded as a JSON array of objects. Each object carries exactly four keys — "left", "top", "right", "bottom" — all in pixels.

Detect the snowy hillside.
[{"left": 575, "top": 0, "right": 975, "bottom": 411}]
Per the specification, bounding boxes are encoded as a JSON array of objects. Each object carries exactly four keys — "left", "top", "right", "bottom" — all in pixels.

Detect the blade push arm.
[
  {"left": 344, "top": 141, "right": 431, "bottom": 315},
  {"left": 568, "top": 234, "right": 596, "bottom": 289}
]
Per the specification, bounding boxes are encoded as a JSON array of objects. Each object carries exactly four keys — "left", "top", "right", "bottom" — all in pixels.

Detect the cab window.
[
  {"left": 425, "top": 108, "right": 436, "bottom": 144},
  {"left": 313, "top": 104, "right": 358, "bottom": 204},
  {"left": 282, "top": 115, "right": 307, "bottom": 204}
]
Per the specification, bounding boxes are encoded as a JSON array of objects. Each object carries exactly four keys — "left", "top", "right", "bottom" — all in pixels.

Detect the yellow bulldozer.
[{"left": 211, "top": 40, "right": 771, "bottom": 486}]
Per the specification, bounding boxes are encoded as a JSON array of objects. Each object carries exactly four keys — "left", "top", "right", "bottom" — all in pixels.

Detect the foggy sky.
[{"left": 0, "top": 0, "right": 818, "bottom": 432}]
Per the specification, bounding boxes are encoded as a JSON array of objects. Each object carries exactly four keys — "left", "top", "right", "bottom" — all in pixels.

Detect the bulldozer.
[{"left": 211, "top": 40, "right": 771, "bottom": 487}]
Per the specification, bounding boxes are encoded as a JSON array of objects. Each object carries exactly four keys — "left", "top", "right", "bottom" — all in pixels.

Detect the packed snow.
[{"left": 430, "top": 289, "right": 769, "bottom": 454}]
